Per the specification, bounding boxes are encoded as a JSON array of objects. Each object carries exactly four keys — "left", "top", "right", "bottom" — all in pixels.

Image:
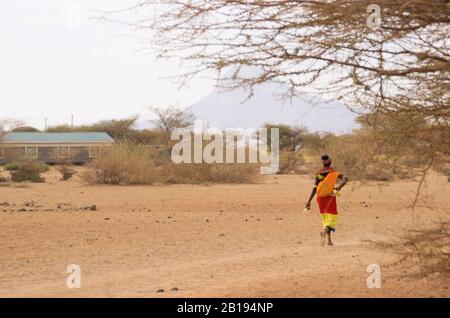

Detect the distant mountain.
[
  {"left": 189, "top": 81, "right": 358, "bottom": 133},
  {"left": 136, "top": 66, "right": 358, "bottom": 132}
]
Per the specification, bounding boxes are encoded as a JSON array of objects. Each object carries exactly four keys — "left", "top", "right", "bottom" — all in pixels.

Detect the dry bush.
[
  {"left": 304, "top": 133, "right": 393, "bottom": 181},
  {"left": 127, "top": 129, "right": 164, "bottom": 146},
  {"left": 57, "top": 165, "right": 77, "bottom": 181},
  {"left": 433, "top": 154, "right": 450, "bottom": 176},
  {"left": 304, "top": 131, "right": 420, "bottom": 182},
  {"left": 82, "top": 143, "right": 160, "bottom": 185},
  {"left": 162, "top": 134, "right": 262, "bottom": 183},
  {"left": 278, "top": 151, "right": 306, "bottom": 174},
  {"left": 82, "top": 140, "right": 260, "bottom": 185},
  {"left": 369, "top": 222, "right": 450, "bottom": 283},
  {"left": 162, "top": 163, "right": 259, "bottom": 184},
  {"left": 82, "top": 135, "right": 260, "bottom": 185}
]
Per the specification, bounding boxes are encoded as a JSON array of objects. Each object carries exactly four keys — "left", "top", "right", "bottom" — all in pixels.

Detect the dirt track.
[{"left": 0, "top": 168, "right": 449, "bottom": 297}]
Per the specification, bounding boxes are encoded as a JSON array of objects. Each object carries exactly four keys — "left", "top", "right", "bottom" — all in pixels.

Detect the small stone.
[
  {"left": 171, "top": 287, "right": 179, "bottom": 292},
  {"left": 156, "top": 289, "right": 164, "bottom": 293}
]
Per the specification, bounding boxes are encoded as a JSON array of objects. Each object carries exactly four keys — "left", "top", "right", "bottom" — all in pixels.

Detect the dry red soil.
[{"left": 0, "top": 168, "right": 449, "bottom": 297}]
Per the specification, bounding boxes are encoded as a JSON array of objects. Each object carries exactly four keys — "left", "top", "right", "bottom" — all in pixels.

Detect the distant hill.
[
  {"left": 189, "top": 81, "right": 358, "bottom": 133},
  {"left": 136, "top": 67, "right": 359, "bottom": 133}
]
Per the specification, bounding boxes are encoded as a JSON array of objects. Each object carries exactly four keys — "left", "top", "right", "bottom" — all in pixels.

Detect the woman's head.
[{"left": 321, "top": 154, "right": 332, "bottom": 167}]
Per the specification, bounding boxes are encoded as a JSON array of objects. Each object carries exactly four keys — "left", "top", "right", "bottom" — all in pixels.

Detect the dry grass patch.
[
  {"left": 369, "top": 221, "right": 450, "bottom": 284},
  {"left": 82, "top": 143, "right": 160, "bottom": 185},
  {"left": 163, "top": 163, "right": 259, "bottom": 184}
]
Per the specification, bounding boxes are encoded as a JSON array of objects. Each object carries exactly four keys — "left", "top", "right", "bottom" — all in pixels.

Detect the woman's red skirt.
[{"left": 317, "top": 195, "right": 337, "bottom": 214}]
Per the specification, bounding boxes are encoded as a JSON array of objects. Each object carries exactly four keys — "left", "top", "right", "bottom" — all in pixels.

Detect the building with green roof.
[{"left": 0, "top": 132, "right": 114, "bottom": 164}]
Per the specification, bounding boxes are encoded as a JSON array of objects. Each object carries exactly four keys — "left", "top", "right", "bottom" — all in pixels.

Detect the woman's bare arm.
[{"left": 335, "top": 174, "right": 349, "bottom": 191}]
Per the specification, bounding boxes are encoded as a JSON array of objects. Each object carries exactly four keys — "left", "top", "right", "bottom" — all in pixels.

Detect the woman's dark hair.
[{"left": 321, "top": 154, "right": 332, "bottom": 166}]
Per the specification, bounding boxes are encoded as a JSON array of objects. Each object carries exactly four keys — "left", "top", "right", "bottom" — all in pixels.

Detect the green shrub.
[
  {"left": 4, "top": 162, "right": 20, "bottom": 171},
  {"left": 5, "top": 160, "right": 49, "bottom": 172},
  {"left": 9, "top": 159, "right": 47, "bottom": 183}
]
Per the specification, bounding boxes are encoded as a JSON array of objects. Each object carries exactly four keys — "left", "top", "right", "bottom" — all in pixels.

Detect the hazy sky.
[{"left": 0, "top": 0, "right": 215, "bottom": 129}]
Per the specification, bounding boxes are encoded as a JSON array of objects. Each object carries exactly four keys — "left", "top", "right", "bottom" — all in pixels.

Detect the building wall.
[
  {"left": 0, "top": 147, "right": 25, "bottom": 163},
  {"left": 0, "top": 143, "right": 112, "bottom": 164}
]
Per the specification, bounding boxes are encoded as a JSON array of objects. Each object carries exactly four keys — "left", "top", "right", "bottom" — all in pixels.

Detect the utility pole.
[
  {"left": 44, "top": 118, "right": 48, "bottom": 131},
  {"left": 71, "top": 114, "right": 74, "bottom": 131}
]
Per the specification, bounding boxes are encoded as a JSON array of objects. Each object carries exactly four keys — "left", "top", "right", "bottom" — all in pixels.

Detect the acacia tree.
[
  {"left": 103, "top": 0, "right": 449, "bottom": 169},
  {"left": 150, "top": 106, "right": 195, "bottom": 151},
  {"left": 47, "top": 117, "right": 139, "bottom": 141},
  {"left": 104, "top": 1, "right": 449, "bottom": 101},
  {"left": 0, "top": 119, "right": 23, "bottom": 141},
  {"left": 263, "top": 123, "right": 306, "bottom": 152},
  {"left": 91, "top": 116, "right": 139, "bottom": 141}
]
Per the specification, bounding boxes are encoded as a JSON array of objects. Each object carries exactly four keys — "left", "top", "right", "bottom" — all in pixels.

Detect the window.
[
  {"left": 25, "top": 146, "right": 38, "bottom": 158},
  {"left": 89, "top": 146, "right": 100, "bottom": 158},
  {"left": 58, "top": 146, "right": 70, "bottom": 159}
]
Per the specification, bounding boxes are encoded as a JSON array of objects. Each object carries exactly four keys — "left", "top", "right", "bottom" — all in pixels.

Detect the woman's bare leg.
[
  {"left": 326, "top": 230, "right": 333, "bottom": 246},
  {"left": 320, "top": 230, "right": 326, "bottom": 246}
]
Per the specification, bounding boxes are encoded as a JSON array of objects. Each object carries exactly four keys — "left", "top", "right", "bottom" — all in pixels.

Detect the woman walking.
[{"left": 305, "top": 155, "right": 349, "bottom": 246}]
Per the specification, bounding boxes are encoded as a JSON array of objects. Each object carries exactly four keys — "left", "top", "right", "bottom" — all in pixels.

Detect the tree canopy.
[{"left": 101, "top": 0, "right": 449, "bottom": 170}]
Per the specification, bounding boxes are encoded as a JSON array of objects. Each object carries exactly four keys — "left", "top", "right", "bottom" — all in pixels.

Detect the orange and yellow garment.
[{"left": 315, "top": 167, "right": 339, "bottom": 231}]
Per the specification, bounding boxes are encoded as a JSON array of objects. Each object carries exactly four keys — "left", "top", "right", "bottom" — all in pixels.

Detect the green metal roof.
[{"left": 2, "top": 132, "right": 114, "bottom": 143}]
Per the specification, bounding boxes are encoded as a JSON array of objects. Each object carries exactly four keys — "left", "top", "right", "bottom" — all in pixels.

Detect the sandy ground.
[{"left": 0, "top": 168, "right": 449, "bottom": 298}]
